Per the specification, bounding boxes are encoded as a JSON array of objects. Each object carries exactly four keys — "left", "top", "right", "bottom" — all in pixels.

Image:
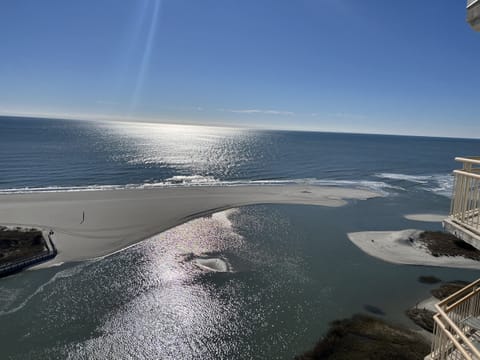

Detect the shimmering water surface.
[
  {"left": 1, "top": 116, "right": 480, "bottom": 194},
  {"left": 1, "top": 117, "right": 480, "bottom": 359}
]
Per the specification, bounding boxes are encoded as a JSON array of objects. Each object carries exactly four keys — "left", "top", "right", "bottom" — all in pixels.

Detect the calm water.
[{"left": 1, "top": 116, "right": 480, "bottom": 359}]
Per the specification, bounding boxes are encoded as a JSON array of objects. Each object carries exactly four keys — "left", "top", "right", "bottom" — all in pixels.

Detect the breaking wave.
[
  {"left": 375, "top": 173, "right": 454, "bottom": 197},
  {"left": 0, "top": 176, "right": 400, "bottom": 196}
]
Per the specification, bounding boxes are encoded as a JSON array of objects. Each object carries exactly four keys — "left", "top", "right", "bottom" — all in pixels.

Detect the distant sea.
[
  {"left": 2, "top": 115, "right": 479, "bottom": 195},
  {"left": 1, "top": 116, "right": 480, "bottom": 359}
]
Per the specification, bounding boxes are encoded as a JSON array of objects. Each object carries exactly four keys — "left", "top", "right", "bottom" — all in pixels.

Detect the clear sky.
[{"left": 0, "top": 0, "right": 479, "bottom": 137}]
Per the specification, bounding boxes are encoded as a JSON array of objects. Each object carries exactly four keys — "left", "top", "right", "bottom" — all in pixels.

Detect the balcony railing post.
[
  {"left": 451, "top": 174, "right": 457, "bottom": 215},
  {"left": 476, "top": 180, "right": 480, "bottom": 229}
]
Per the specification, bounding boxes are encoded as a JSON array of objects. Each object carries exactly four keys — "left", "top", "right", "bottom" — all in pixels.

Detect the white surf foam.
[
  {"left": 375, "top": 173, "right": 454, "bottom": 197},
  {"left": 0, "top": 177, "right": 398, "bottom": 195},
  {"left": 427, "top": 174, "right": 454, "bottom": 197},
  {"left": 165, "top": 175, "right": 218, "bottom": 185},
  {"left": 375, "top": 173, "right": 431, "bottom": 184}
]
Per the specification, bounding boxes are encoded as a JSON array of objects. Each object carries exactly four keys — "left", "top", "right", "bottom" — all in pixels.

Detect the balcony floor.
[{"left": 444, "top": 217, "right": 480, "bottom": 251}]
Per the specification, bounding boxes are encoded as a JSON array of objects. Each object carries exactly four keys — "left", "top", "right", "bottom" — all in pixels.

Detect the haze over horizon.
[{"left": 1, "top": 1, "right": 479, "bottom": 138}]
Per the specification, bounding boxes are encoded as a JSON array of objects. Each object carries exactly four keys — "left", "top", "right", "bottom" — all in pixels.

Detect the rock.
[{"left": 294, "top": 314, "right": 430, "bottom": 360}]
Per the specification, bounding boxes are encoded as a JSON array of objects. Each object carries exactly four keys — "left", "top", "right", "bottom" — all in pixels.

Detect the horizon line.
[{"left": 0, "top": 111, "right": 478, "bottom": 141}]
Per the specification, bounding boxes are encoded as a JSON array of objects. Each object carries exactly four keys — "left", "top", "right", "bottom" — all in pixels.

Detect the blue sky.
[{"left": 0, "top": 0, "right": 479, "bottom": 137}]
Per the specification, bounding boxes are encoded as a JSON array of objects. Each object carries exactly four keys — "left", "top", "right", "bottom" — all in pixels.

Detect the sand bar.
[
  {"left": 404, "top": 214, "right": 446, "bottom": 222},
  {"left": 347, "top": 230, "right": 480, "bottom": 269},
  {"left": 0, "top": 185, "right": 378, "bottom": 265}
]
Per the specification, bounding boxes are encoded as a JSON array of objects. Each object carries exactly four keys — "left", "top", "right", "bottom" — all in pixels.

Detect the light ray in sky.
[
  {"left": 109, "top": 0, "right": 150, "bottom": 96},
  {"left": 129, "top": 0, "right": 162, "bottom": 115}
]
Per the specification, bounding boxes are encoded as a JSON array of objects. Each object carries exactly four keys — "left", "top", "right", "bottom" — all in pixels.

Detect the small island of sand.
[{"left": 347, "top": 229, "right": 480, "bottom": 269}]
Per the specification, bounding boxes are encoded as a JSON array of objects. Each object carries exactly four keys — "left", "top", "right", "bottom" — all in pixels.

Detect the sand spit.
[
  {"left": 404, "top": 214, "right": 446, "bottom": 222},
  {"left": 0, "top": 185, "right": 379, "bottom": 266},
  {"left": 347, "top": 230, "right": 480, "bottom": 269}
]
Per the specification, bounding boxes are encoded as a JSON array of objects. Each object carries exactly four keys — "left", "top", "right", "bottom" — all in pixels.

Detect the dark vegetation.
[
  {"left": 418, "top": 231, "right": 480, "bottom": 260},
  {"left": 295, "top": 315, "right": 430, "bottom": 360},
  {"left": 406, "top": 281, "right": 471, "bottom": 333},
  {"left": 0, "top": 226, "right": 47, "bottom": 265},
  {"left": 405, "top": 308, "right": 435, "bottom": 333},
  {"left": 430, "top": 281, "right": 470, "bottom": 300}
]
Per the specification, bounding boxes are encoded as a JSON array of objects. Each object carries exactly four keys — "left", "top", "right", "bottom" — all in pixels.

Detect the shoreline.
[{"left": 0, "top": 185, "right": 379, "bottom": 266}]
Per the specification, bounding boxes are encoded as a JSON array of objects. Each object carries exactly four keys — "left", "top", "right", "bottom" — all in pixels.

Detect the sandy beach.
[
  {"left": 0, "top": 185, "right": 378, "bottom": 265},
  {"left": 347, "top": 230, "right": 480, "bottom": 269}
]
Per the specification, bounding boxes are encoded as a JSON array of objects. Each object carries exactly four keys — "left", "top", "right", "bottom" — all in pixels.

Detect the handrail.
[
  {"left": 445, "top": 288, "right": 480, "bottom": 313},
  {"left": 433, "top": 314, "right": 473, "bottom": 359},
  {"left": 436, "top": 279, "right": 480, "bottom": 310},
  {"left": 468, "top": 0, "right": 480, "bottom": 9},
  {"left": 432, "top": 279, "right": 480, "bottom": 358},
  {"left": 456, "top": 157, "right": 480, "bottom": 166},
  {"left": 433, "top": 307, "right": 480, "bottom": 358},
  {"left": 453, "top": 170, "right": 480, "bottom": 180}
]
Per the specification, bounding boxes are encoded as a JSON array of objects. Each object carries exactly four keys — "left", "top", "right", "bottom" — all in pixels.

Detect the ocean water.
[
  {"left": 1, "top": 116, "right": 480, "bottom": 359},
  {"left": 1, "top": 116, "right": 479, "bottom": 195}
]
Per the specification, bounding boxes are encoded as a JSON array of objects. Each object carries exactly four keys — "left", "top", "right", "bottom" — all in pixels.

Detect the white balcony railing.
[
  {"left": 430, "top": 279, "right": 480, "bottom": 359},
  {"left": 450, "top": 157, "right": 480, "bottom": 237}
]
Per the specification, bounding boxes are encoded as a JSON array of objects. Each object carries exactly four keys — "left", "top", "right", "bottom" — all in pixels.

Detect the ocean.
[{"left": 0, "top": 116, "right": 480, "bottom": 359}]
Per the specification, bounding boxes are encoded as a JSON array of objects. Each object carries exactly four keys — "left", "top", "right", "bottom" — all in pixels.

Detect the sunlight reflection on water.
[
  {"left": 101, "top": 122, "right": 257, "bottom": 178},
  {"left": 2, "top": 204, "right": 479, "bottom": 359},
  {"left": 63, "top": 208, "right": 259, "bottom": 359}
]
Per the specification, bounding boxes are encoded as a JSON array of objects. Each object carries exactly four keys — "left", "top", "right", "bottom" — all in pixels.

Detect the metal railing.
[
  {"left": 450, "top": 157, "right": 480, "bottom": 236},
  {"left": 468, "top": 0, "right": 479, "bottom": 9},
  {"left": 430, "top": 279, "right": 480, "bottom": 359}
]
